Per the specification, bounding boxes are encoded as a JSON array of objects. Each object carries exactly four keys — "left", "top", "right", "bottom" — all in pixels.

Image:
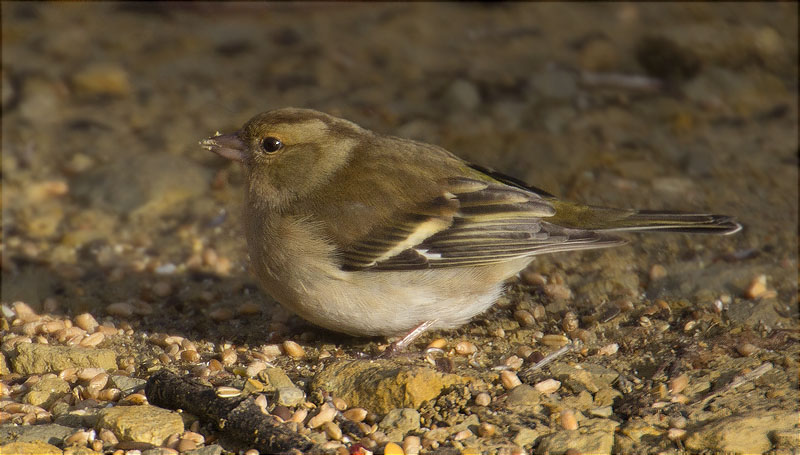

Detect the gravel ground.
[{"left": 2, "top": 3, "right": 798, "bottom": 455}]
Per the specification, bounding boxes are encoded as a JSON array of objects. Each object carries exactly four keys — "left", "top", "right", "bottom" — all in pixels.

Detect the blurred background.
[{"left": 2, "top": 2, "right": 797, "bottom": 336}]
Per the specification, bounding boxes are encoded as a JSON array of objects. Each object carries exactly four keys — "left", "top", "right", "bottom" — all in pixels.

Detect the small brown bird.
[{"left": 201, "top": 108, "right": 740, "bottom": 349}]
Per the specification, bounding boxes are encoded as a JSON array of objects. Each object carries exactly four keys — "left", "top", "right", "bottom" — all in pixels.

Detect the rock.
[
  {"left": 548, "top": 363, "right": 619, "bottom": 394},
  {"left": 96, "top": 405, "right": 184, "bottom": 445},
  {"left": 579, "top": 38, "right": 620, "bottom": 71},
  {"left": 23, "top": 376, "right": 71, "bottom": 408},
  {"left": 444, "top": 79, "right": 481, "bottom": 111},
  {"left": 379, "top": 408, "right": 421, "bottom": 442},
  {"left": 260, "top": 367, "right": 295, "bottom": 391},
  {"left": 0, "top": 423, "right": 75, "bottom": 445},
  {"left": 9, "top": 343, "right": 117, "bottom": 375},
  {"left": 185, "top": 445, "right": 224, "bottom": 455},
  {"left": 18, "top": 76, "right": 65, "bottom": 124},
  {"left": 512, "top": 427, "right": 543, "bottom": 448},
  {"left": 71, "top": 63, "right": 132, "bottom": 97},
  {"left": 54, "top": 408, "right": 104, "bottom": 428},
  {"left": 310, "top": 360, "right": 471, "bottom": 414},
  {"left": 536, "top": 418, "right": 618, "bottom": 455},
  {"left": 275, "top": 386, "right": 305, "bottom": 407},
  {"left": 0, "top": 441, "right": 62, "bottom": 455},
  {"left": 423, "top": 414, "right": 479, "bottom": 443},
  {"left": 505, "top": 384, "right": 542, "bottom": 408},
  {"left": 684, "top": 410, "right": 798, "bottom": 453},
  {"left": 0, "top": 353, "right": 10, "bottom": 376},
  {"left": 71, "top": 154, "right": 211, "bottom": 220},
  {"left": 109, "top": 375, "right": 147, "bottom": 395}
]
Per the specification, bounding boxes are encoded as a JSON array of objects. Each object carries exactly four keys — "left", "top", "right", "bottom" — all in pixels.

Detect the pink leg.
[{"left": 381, "top": 319, "right": 438, "bottom": 356}]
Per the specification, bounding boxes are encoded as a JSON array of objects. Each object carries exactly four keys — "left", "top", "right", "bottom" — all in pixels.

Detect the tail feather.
[{"left": 548, "top": 202, "right": 742, "bottom": 235}]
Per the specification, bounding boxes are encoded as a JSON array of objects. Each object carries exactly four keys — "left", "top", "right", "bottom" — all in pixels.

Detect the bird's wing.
[{"left": 339, "top": 176, "right": 624, "bottom": 271}]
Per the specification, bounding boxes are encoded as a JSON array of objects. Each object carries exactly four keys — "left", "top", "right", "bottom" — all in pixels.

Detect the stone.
[
  {"left": 109, "top": 375, "right": 147, "bottom": 395},
  {"left": 260, "top": 367, "right": 295, "bottom": 391},
  {"left": 444, "top": 79, "right": 481, "bottom": 111},
  {"left": 0, "top": 423, "right": 75, "bottom": 445},
  {"left": 0, "top": 441, "right": 62, "bottom": 455},
  {"left": 54, "top": 408, "right": 103, "bottom": 428},
  {"left": 536, "top": 419, "right": 618, "bottom": 455},
  {"left": 9, "top": 343, "right": 117, "bottom": 375},
  {"left": 505, "top": 384, "right": 542, "bottom": 408},
  {"left": 685, "top": 410, "right": 798, "bottom": 453},
  {"left": 185, "top": 445, "right": 224, "bottom": 455},
  {"left": 96, "top": 405, "right": 184, "bottom": 445},
  {"left": 310, "top": 360, "right": 471, "bottom": 414},
  {"left": 548, "top": 363, "right": 619, "bottom": 394},
  {"left": 379, "top": 408, "right": 421, "bottom": 442},
  {"left": 23, "top": 376, "right": 71, "bottom": 408},
  {"left": 512, "top": 427, "right": 543, "bottom": 448},
  {"left": 275, "top": 386, "right": 305, "bottom": 407}
]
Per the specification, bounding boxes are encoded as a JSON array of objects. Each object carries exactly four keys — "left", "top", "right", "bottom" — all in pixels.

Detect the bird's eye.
[{"left": 261, "top": 137, "right": 283, "bottom": 153}]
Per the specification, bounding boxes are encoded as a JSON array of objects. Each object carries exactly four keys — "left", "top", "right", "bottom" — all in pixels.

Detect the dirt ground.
[{"left": 2, "top": 3, "right": 798, "bottom": 454}]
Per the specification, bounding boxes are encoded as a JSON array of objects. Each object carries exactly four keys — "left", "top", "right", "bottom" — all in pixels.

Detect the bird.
[{"left": 200, "top": 108, "right": 741, "bottom": 350}]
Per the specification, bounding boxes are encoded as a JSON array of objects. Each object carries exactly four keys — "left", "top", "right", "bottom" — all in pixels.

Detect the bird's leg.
[{"left": 380, "top": 319, "right": 438, "bottom": 357}]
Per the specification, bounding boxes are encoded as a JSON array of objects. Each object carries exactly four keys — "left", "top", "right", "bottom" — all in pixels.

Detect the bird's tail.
[{"left": 547, "top": 201, "right": 742, "bottom": 235}]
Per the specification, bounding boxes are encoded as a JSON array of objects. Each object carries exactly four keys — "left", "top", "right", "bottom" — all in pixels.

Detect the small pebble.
[
  {"left": 667, "top": 428, "right": 686, "bottom": 440},
  {"left": 220, "top": 349, "right": 237, "bottom": 366},
  {"left": 534, "top": 379, "right": 561, "bottom": 394},
  {"left": 181, "top": 350, "right": 200, "bottom": 362},
  {"left": 152, "top": 281, "right": 173, "bottom": 297},
  {"left": 427, "top": 338, "right": 447, "bottom": 350},
  {"left": 453, "top": 429, "right": 473, "bottom": 440},
  {"left": 561, "top": 312, "right": 579, "bottom": 332},
  {"left": 402, "top": 435, "right": 421, "bottom": 455},
  {"left": 478, "top": 422, "right": 496, "bottom": 437},
  {"left": 744, "top": 274, "right": 768, "bottom": 299},
  {"left": 598, "top": 343, "right": 619, "bottom": 356},
  {"left": 474, "top": 392, "right": 491, "bottom": 406},
  {"left": 283, "top": 340, "right": 306, "bottom": 359},
  {"left": 209, "top": 308, "right": 234, "bottom": 322},
  {"left": 668, "top": 374, "right": 689, "bottom": 394},
  {"left": 176, "top": 438, "right": 196, "bottom": 452},
  {"left": 455, "top": 340, "right": 477, "bottom": 355},
  {"left": 560, "top": 409, "right": 578, "bottom": 430},
  {"left": 737, "top": 342, "right": 759, "bottom": 356},
  {"left": 500, "top": 370, "right": 522, "bottom": 390},
  {"left": 520, "top": 271, "right": 547, "bottom": 286},
  {"left": 237, "top": 302, "right": 262, "bottom": 315}
]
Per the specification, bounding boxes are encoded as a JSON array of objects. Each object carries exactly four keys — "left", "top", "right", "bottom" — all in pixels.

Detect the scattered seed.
[
  {"left": 181, "top": 350, "right": 200, "bottom": 362},
  {"left": 98, "top": 428, "right": 118, "bottom": 445},
  {"left": 290, "top": 408, "right": 308, "bottom": 424},
  {"left": 176, "top": 438, "right": 197, "bottom": 452},
  {"left": 514, "top": 310, "right": 536, "bottom": 327},
  {"left": 323, "top": 421, "right": 343, "bottom": 440},
  {"left": 560, "top": 409, "right": 578, "bottom": 430},
  {"left": 332, "top": 397, "right": 348, "bottom": 411},
  {"left": 504, "top": 355, "right": 524, "bottom": 371},
  {"left": 453, "top": 429, "right": 472, "bottom": 440},
  {"left": 541, "top": 334, "right": 570, "bottom": 347},
  {"left": 209, "top": 308, "right": 234, "bottom": 322},
  {"left": 119, "top": 393, "right": 147, "bottom": 405},
  {"left": 520, "top": 271, "right": 547, "bottom": 286},
  {"left": 283, "top": 340, "right": 306, "bottom": 359},
  {"left": 13, "top": 301, "right": 39, "bottom": 322},
  {"left": 215, "top": 386, "right": 242, "bottom": 398},
  {"left": 561, "top": 312, "right": 579, "bottom": 332},
  {"left": 80, "top": 332, "right": 105, "bottom": 347},
  {"left": 308, "top": 403, "right": 337, "bottom": 428},
  {"left": 343, "top": 407, "right": 368, "bottom": 422},
  {"left": 427, "top": 338, "right": 447, "bottom": 350},
  {"left": 98, "top": 388, "right": 121, "bottom": 402},
  {"left": 237, "top": 302, "right": 262, "bottom": 315},
  {"left": 74, "top": 313, "right": 98, "bottom": 333},
  {"left": 152, "top": 281, "right": 173, "bottom": 297},
  {"left": 500, "top": 370, "right": 521, "bottom": 390},
  {"left": 534, "top": 378, "right": 561, "bottom": 394},
  {"left": 543, "top": 283, "right": 572, "bottom": 300},
  {"left": 77, "top": 368, "right": 105, "bottom": 381}
]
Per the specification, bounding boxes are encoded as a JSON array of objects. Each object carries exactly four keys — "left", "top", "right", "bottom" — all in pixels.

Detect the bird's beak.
[{"left": 200, "top": 132, "right": 246, "bottom": 162}]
